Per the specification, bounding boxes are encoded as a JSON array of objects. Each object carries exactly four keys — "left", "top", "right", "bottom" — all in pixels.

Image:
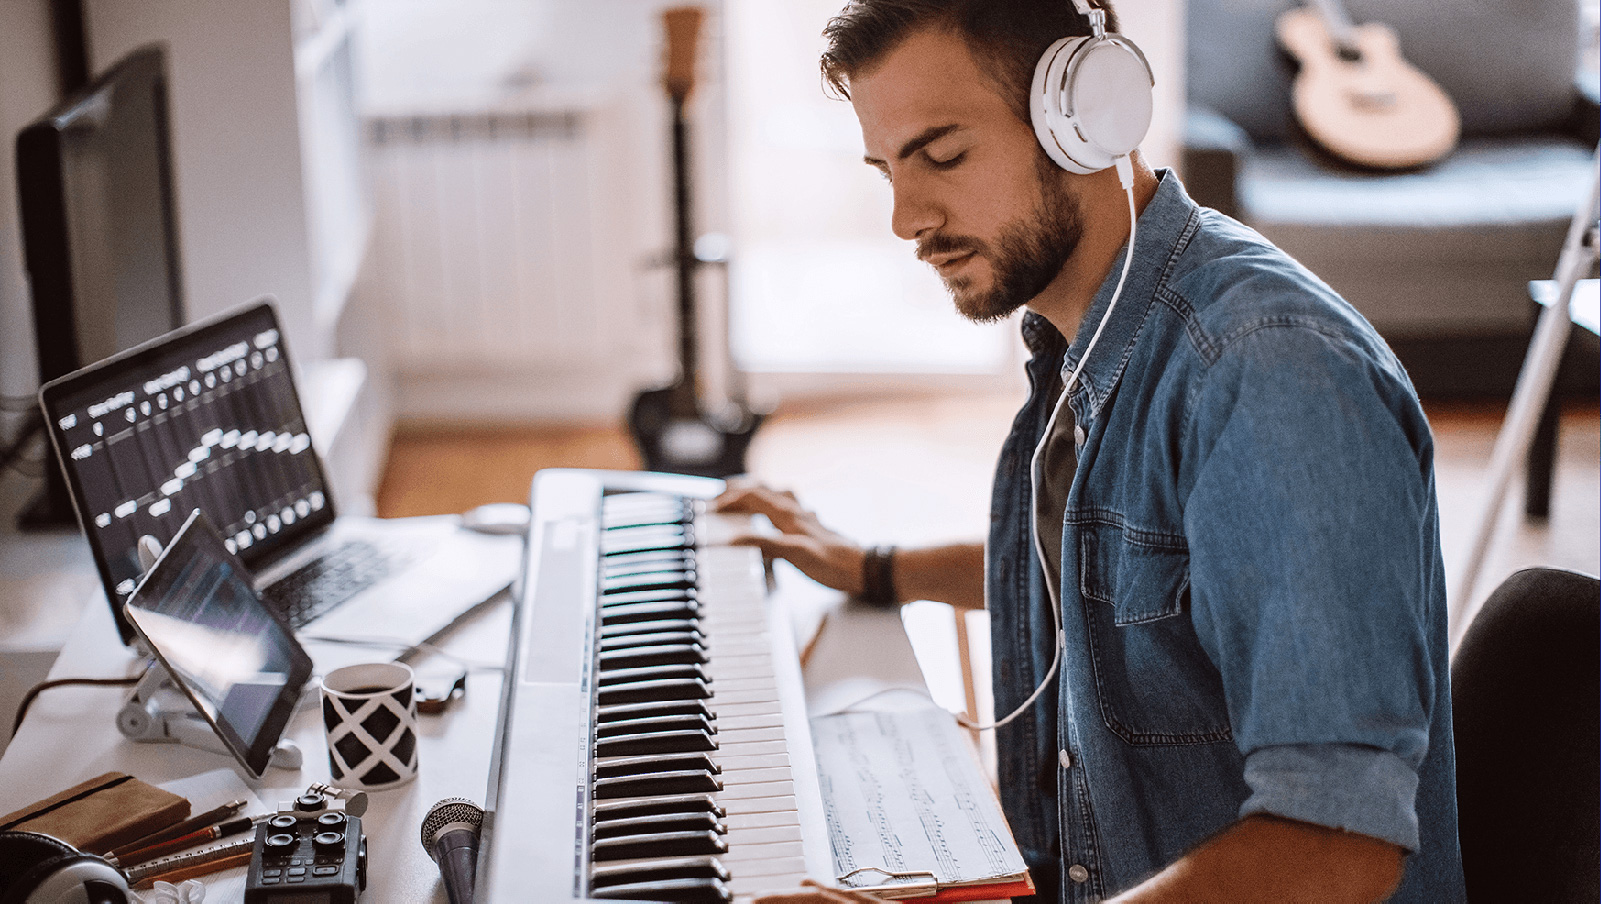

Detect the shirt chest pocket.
[{"left": 1078, "top": 521, "right": 1233, "bottom": 745}]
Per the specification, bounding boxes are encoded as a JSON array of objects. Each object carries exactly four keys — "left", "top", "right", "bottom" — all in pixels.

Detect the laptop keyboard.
[{"left": 262, "top": 540, "right": 399, "bottom": 628}]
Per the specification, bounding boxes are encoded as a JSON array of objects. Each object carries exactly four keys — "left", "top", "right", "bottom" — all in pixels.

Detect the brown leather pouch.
[{"left": 0, "top": 772, "right": 190, "bottom": 854}]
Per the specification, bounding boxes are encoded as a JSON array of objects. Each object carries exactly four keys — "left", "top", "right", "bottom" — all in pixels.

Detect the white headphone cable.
[{"left": 958, "top": 154, "right": 1139, "bottom": 732}]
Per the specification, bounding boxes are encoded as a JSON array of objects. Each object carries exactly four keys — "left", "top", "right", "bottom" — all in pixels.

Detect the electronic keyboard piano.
[{"left": 477, "top": 470, "right": 832, "bottom": 902}]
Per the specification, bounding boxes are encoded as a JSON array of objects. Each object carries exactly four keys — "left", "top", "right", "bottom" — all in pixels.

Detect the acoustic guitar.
[{"left": 1277, "top": 0, "right": 1459, "bottom": 170}]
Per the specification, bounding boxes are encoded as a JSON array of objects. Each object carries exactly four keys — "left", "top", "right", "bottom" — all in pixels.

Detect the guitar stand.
[
  {"left": 1449, "top": 148, "right": 1599, "bottom": 643},
  {"left": 114, "top": 658, "right": 303, "bottom": 770}
]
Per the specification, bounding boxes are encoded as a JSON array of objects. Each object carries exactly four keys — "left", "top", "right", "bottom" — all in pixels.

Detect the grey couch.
[{"left": 1183, "top": 0, "right": 1597, "bottom": 393}]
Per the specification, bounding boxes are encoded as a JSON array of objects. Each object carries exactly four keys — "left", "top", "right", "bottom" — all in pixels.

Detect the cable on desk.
[{"left": 11, "top": 676, "right": 141, "bottom": 736}]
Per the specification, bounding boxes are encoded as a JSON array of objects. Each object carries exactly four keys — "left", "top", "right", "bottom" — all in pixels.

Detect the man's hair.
[{"left": 820, "top": 0, "right": 1119, "bottom": 123}]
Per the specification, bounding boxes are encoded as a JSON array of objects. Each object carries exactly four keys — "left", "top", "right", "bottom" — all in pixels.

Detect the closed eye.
[{"left": 927, "top": 150, "right": 966, "bottom": 170}]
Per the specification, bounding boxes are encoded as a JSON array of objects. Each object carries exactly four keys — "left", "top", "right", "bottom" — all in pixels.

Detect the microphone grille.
[{"left": 420, "top": 797, "right": 485, "bottom": 849}]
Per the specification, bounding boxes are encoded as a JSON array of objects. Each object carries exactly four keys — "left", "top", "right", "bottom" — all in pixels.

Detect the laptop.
[{"left": 40, "top": 298, "right": 520, "bottom": 669}]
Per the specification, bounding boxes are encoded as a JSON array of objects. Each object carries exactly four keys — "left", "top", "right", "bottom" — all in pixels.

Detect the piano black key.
[
  {"left": 590, "top": 877, "right": 731, "bottom": 903},
  {"left": 599, "top": 630, "right": 705, "bottom": 652},
  {"left": 601, "top": 600, "right": 701, "bottom": 625},
  {"left": 598, "top": 643, "right": 710, "bottom": 670},
  {"left": 595, "top": 752, "right": 720, "bottom": 779},
  {"left": 600, "top": 588, "right": 697, "bottom": 607},
  {"left": 595, "top": 713, "right": 716, "bottom": 739},
  {"left": 597, "top": 677, "right": 712, "bottom": 706},
  {"left": 596, "top": 728, "right": 718, "bottom": 757},
  {"left": 603, "top": 550, "right": 696, "bottom": 573},
  {"left": 591, "top": 794, "right": 725, "bottom": 822},
  {"left": 592, "top": 811, "right": 726, "bottom": 839},
  {"left": 591, "top": 830, "right": 728, "bottom": 861},
  {"left": 597, "top": 663, "right": 711, "bottom": 687},
  {"left": 593, "top": 769, "right": 722, "bottom": 799},
  {"left": 602, "top": 571, "right": 697, "bottom": 594},
  {"left": 595, "top": 700, "right": 714, "bottom": 724}
]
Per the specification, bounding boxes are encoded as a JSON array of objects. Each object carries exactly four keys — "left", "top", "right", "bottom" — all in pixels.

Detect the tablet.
[{"left": 123, "top": 508, "right": 312, "bottom": 777}]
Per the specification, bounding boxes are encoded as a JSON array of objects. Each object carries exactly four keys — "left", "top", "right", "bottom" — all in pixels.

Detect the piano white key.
[
  {"left": 717, "top": 779, "right": 796, "bottom": 801},
  {"left": 714, "top": 701, "right": 784, "bottom": 719},
  {"left": 720, "top": 794, "right": 799, "bottom": 817},
  {"left": 726, "top": 824, "right": 804, "bottom": 846},
  {"left": 724, "top": 810, "right": 802, "bottom": 831},
  {"left": 718, "top": 712, "right": 785, "bottom": 731},
  {"left": 719, "top": 840, "right": 808, "bottom": 866},
  {"left": 714, "top": 739, "right": 791, "bottom": 757},
  {"left": 722, "top": 767, "right": 797, "bottom": 786}
]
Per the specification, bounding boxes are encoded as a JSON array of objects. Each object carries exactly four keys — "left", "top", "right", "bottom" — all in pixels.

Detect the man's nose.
[{"left": 889, "top": 176, "right": 942, "bottom": 241}]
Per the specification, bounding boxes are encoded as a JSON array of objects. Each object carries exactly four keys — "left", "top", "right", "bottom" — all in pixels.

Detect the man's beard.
[{"left": 918, "top": 156, "right": 1082, "bottom": 324}]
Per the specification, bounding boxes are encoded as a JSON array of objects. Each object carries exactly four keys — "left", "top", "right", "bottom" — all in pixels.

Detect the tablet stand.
[{"left": 114, "top": 658, "right": 303, "bottom": 770}]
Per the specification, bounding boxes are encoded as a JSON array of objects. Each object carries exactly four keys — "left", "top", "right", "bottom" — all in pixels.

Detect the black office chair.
[{"left": 1451, "top": 567, "right": 1600, "bottom": 902}]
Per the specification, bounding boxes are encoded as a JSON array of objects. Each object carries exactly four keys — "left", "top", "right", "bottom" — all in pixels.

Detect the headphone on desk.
[
  {"left": 0, "top": 833, "right": 128, "bottom": 904},
  {"left": 1030, "top": 0, "right": 1154, "bottom": 174}
]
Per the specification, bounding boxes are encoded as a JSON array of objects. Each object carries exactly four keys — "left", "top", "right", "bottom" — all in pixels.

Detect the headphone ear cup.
[
  {"left": 1031, "top": 33, "right": 1154, "bottom": 173},
  {"left": 0, "top": 833, "right": 77, "bottom": 904},
  {"left": 0, "top": 833, "right": 128, "bottom": 904}
]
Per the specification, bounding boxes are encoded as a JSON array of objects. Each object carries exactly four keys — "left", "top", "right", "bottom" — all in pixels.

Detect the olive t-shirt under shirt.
[{"left": 1033, "top": 376, "right": 1078, "bottom": 607}]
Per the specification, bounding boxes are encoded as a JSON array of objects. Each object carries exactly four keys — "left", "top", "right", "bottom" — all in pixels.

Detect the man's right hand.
[{"left": 713, "top": 482, "right": 868, "bottom": 594}]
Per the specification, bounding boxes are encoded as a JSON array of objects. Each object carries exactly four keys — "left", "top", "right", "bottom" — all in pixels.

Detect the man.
[{"left": 727, "top": 1, "right": 1466, "bottom": 902}]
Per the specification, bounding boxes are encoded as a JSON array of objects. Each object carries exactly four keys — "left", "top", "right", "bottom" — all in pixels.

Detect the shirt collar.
[{"left": 1057, "top": 168, "right": 1197, "bottom": 418}]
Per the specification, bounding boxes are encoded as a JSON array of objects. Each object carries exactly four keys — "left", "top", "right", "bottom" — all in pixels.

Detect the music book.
[{"left": 810, "top": 707, "right": 1034, "bottom": 901}]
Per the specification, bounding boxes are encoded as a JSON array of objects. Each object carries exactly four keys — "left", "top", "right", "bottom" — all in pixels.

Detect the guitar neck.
[{"left": 1306, "top": 0, "right": 1359, "bottom": 52}]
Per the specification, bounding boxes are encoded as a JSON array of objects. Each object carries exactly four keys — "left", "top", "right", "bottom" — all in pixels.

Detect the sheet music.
[{"left": 810, "top": 707, "right": 1027, "bottom": 892}]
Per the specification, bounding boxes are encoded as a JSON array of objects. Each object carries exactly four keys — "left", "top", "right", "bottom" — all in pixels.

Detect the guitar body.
[{"left": 1277, "top": 6, "right": 1459, "bottom": 170}]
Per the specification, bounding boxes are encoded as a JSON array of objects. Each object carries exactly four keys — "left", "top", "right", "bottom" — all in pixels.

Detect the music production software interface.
[{"left": 50, "top": 309, "right": 328, "bottom": 602}]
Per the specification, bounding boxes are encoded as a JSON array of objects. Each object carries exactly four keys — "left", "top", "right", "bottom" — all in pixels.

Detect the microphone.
[{"left": 420, "top": 798, "right": 483, "bottom": 904}]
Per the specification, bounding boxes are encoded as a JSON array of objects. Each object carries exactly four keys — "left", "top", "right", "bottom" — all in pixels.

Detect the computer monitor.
[{"left": 15, "top": 43, "right": 184, "bottom": 526}]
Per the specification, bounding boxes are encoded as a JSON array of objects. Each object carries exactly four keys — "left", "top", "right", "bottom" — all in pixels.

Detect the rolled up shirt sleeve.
[
  {"left": 1242, "top": 743, "right": 1421, "bottom": 850},
  {"left": 1180, "top": 322, "right": 1442, "bottom": 853}
]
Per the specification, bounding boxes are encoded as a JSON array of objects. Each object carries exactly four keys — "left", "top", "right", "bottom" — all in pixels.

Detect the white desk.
[
  {"left": 0, "top": 586, "right": 514, "bottom": 901},
  {"left": 0, "top": 557, "right": 952, "bottom": 900}
]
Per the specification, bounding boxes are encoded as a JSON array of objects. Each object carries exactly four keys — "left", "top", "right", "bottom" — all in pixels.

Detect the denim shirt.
[{"left": 986, "top": 171, "right": 1465, "bottom": 903}]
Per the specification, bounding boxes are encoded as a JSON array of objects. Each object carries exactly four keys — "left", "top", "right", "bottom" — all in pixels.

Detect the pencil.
[
  {"left": 131, "top": 850, "right": 253, "bottom": 889},
  {"left": 115, "top": 816, "right": 257, "bottom": 866},
  {"left": 109, "top": 799, "right": 247, "bottom": 861}
]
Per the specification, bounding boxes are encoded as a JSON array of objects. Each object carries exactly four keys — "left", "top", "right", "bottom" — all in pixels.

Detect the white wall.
[
  {"left": 0, "top": 0, "right": 61, "bottom": 446},
  {"left": 80, "top": 1, "right": 322, "bottom": 360}
]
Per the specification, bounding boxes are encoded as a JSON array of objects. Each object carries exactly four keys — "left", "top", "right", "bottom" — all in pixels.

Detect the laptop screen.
[{"left": 40, "top": 300, "right": 336, "bottom": 642}]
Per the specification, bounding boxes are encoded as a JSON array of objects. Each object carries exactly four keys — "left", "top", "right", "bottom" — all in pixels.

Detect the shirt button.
[
  {"left": 1073, "top": 425, "right": 1086, "bottom": 446},
  {"left": 1068, "top": 864, "right": 1090, "bottom": 883},
  {"left": 1058, "top": 749, "right": 1073, "bottom": 769}
]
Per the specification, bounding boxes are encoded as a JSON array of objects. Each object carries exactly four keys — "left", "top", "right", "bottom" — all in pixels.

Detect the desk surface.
[{"left": 0, "top": 558, "right": 936, "bottom": 900}]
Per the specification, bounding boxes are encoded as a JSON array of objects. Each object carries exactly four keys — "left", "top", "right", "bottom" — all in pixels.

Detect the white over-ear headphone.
[{"left": 1030, "top": 0, "right": 1154, "bottom": 174}]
